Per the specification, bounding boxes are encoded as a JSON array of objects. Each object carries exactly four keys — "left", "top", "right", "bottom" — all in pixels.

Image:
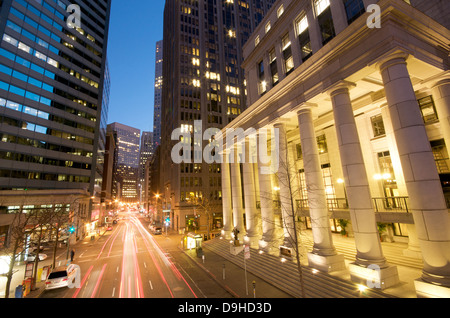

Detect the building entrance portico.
[{"left": 220, "top": 0, "right": 450, "bottom": 297}]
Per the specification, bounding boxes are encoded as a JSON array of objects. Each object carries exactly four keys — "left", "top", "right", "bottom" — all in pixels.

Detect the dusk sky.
[{"left": 106, "top": 0, "right": 165, "bottom": 133}]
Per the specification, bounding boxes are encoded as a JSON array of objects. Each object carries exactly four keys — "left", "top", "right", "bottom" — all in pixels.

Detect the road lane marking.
[{"left": 149, "top": 280, "right": 153, "bottom": 290}]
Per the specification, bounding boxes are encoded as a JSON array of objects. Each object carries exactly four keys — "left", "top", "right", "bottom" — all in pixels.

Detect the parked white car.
[{"left": 26, "top": 253, "right": 47, "bottom": 262}]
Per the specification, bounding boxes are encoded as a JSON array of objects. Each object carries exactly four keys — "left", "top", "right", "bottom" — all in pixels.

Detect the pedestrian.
[{"left": 70, "top": 249, "right": 75, "bottom": 262}]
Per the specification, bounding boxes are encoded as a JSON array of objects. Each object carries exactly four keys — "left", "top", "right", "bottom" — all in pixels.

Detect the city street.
[{"left": 38, "top": 212, "right": 227, "bottom": 299}]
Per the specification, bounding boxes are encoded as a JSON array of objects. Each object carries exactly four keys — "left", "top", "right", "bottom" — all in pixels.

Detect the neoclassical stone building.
[{"left": 219, "top": 0, "right": 450, "bottom": 297}]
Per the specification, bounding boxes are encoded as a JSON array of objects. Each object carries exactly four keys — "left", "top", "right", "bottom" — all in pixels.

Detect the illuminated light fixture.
[
  {"left": 358, "top": 284, "right": 368, "bottom": 292},
  {"left": 337, "top": 178, "right": 344, "bottom": 184},
  {"left": 312, "top": 269, "right": 319, "bottom": 274},
  {"left": 273, "top": 186, "right": 280, "bottom": 191},
  {"left": 281, "top": 257, "right": 287, "bottom": 263},
  {"left": 258, "top": 250, "right": 264, "bottom": 255}
]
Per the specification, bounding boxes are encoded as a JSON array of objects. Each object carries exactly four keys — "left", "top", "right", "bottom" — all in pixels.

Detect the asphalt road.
[{"left": 39, "top": 212, "right": 229, "bottom": 298}]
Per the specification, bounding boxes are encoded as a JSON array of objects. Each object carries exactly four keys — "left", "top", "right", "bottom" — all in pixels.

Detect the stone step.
[{"left": 203, "top": 238, "right": 392, "bottom": 298}]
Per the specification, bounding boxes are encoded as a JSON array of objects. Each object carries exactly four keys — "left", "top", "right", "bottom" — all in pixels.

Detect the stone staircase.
[
  {"left": 299, "top": 234, "right": 424, "bottom": 270},
  {"left": 203, "top": 237, "right": 395, "bottom": 298}
]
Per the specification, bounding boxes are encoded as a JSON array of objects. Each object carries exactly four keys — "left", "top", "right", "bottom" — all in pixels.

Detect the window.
[
  {"left": 269, "top": 48, "right": 278, "bottom": 86},
  {"left": 371, "top": 115, "right": 386, "bottom": 137},
  {"left": 265, "top": 22, "right": 271, "bottom": 33},
  {"left": 315, "top": 0, "right": 335, "bottom": 45},
  {"left": 296, "top": 15, "right": 312, "bottom": 62},
  {"left": 257, "top": 60, "right": 266, "bottom": 95},
  {"left": 317, "top": 135, "right": 328, "bottom": 154},
  {"left": 282, "top": 34, "right": 294, "bottom": 74},
  {"left": 418, "top": 96, "right": 438, "bottom": 123},
  {"left": 277, "top": 5, "right": 284, "bottom": 18},
  {"left": 344, "top": 0, "right": 366, "bottom": 24}
]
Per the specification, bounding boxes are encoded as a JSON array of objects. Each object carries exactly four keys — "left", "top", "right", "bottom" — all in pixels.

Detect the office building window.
[
  {"left": 315, "top": 0, "right": 335, "bottom": 45},
  {"left": 269, "top": 48, "right": 278, "bottom": 86},
  {"left": 418, "top": 95, "right": 438, "bottom": 124},
  {"left": 258, "top": 60, "right": 266, "bottom": 94},
  {"left": 371, "top": 114, "right": 386, "bottom": 137},
  {"left": 343, "top": 0, "right": 365, "bottom": 24},
  {"left": 282, "top": 33, "right": 294, "bottom": 74},
  {"left": 296, "top": 15, "right": 312, "bottom": 62}
]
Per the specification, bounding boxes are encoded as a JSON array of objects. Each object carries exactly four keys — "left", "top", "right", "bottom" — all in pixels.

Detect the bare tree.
[
  {"left": 0, "top": 206, "right": 35, "bottom": 298},
  {"left": 187, "top": 191, "right": 221, "bottom": 240}
]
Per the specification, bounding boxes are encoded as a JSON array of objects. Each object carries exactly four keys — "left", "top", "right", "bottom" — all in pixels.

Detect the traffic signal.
[
  {"left": 164, "top": 217, "right": 170, "bottom": 226},
  {"left": 69, "top": 226, "right": 76, "bottom": 234}
]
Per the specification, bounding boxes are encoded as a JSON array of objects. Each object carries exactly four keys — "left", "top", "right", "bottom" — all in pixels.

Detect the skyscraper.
[
  {"left": 0, "top": 0, "right": 112, "bottom": 197},
  {"left": 153, "top": 40, "right": 163, "bottom": 149},
  {"left": 161, "top": 0, "right": 276, "bottom": 232},
  {"left": 139, "top": 131, "right": 154, "bottom": 205},
  {"left": 107, "top": 122, "right": 140, "bottom": 203}
]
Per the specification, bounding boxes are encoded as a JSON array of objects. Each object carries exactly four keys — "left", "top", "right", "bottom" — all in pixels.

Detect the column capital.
[
  {"left": 326, "top": 80, "right": 356, "bottom": 97},
  {"left": 297, "top": 102, "right": 318, "bottom": 115},
  {"left": 421, "top": 70, "right": 450, "bottom": 90},
  {"left": 371, "top": 49, "right": 412, "bottom": 72}
]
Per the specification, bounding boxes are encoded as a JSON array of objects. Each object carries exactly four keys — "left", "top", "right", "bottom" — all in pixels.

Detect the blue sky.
[{"left": 106, "top": 0, "right": 165, "bottom": 133}]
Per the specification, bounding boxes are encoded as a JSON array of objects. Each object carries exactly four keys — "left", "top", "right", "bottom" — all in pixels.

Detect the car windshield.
[{"left": 48, "top": 271, "right": 67, "bottom": 279}]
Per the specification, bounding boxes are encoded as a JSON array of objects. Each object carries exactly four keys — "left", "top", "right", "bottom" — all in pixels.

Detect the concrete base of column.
[
  {"left": 402, "top": 246, "right": 422, "bottom": 259},
  {"left": 307, "top": 252, "right": 346, "bottom": 273},
  {"left": 348, "top": 262, "right": 399, "bottom": 290},
  {"left": 258, "top": 239, "right": 280, "bottom": 256},
  {"left": 244, "top": 235, "right": 260, "bottom": 249},
  {"left": 221, "top": 229, "right": 232, "bottom": 240},
  {"left": 414, "top": 278, "right": 450, "bottom": 298}
]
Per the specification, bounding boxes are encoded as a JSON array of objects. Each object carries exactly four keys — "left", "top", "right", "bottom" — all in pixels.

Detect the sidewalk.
[{"left": 19, "top": 229, "right": 108, "bottom": 299}]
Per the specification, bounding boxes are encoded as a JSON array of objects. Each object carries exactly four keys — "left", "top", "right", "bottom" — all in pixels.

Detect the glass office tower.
[{"left": 0, "top": 0, "right": 112, "bottom": 196}]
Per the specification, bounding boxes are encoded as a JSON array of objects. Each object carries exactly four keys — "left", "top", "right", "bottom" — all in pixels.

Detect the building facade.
[
  {"left": 219, "top": 0, "right": 450, "bottom": 297},
  {"left": 153, "top": 40, "right": 163, "bottom": 149},
  {"left": 139, "top": 131, "right": 153, "bottom": 206},
  {"left": 0, "top": 0, "right": 112, "bottom": 236},
  {"left": 107, "top": 122, "right": 141, "bottom": 203},
  {"left": 161, "top": 0, "right": 277, "bottom": 234}
]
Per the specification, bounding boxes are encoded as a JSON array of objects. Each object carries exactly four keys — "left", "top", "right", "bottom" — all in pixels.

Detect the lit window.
[
  {"left": 315, "top": 0, "right": 330, "bottom": 16},
  {"left": 277, "top": 5, "right": 284, "bottom": 18}
]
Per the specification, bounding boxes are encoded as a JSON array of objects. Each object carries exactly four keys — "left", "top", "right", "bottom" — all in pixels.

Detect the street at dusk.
[{"left": 1, "top": 0, "right": 450, "bottom": 309}]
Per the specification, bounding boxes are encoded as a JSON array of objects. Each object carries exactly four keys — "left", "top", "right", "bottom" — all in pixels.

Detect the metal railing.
[{"left": 295, "top": 196, "right": 410, "bottom": 213}]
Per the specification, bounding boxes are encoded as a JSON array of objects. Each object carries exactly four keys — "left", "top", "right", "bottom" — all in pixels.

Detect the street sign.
[{"left": 244, "top": 244, "right": 250, "bottom": 260}]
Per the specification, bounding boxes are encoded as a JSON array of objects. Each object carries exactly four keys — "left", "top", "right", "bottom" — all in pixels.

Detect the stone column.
[
  {"left": 221, "top": 151, "right": 233, "bottom": 239},
  {"left": 257, "top": 131, "right": 278, "bottom": 254},
  {"left": 297, "top": 104, "right": 345, "bottom": 272},
  {"left": 230, "top": 144, "right": 246, "bottom": 241},
  {"left": 380, "top": 103, "right": 421, "bottom": 258},
  {"left": 329, "top": 81, "right": 399, "bottom": 289},
  {"left": 379, "top": 53, "right": 450, "bottom": 297},
  {"left": 242, "top": 137, "right": 261, "bottom": 248},
  {"left": 431, "top": 75, "right": 450, "bottom": 156},
  {"left": 273, "top": 123, "right": 297, "bottom": 254}
]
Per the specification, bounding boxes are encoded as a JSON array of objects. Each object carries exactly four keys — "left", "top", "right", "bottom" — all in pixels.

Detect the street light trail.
[
  {"left": 72, "top": 265, "right": 93, "bottom": 298},
  {"left": 96, "top": 224, "right": 120, "bottom": 260},
  {"left": 131, "top": 216, "right": 197, "bottom": 298},
  {"left": 130, "top": 217, "right": 174, "bottom": 298},
  {"left": 91, "top": 263, "right": 107, "bottom": 298},
  {"left": 107, "top": 223, "right": 123, "bottom": 257}
]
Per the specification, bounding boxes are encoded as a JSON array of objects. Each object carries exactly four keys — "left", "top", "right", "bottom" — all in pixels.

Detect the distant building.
[
  {"left": 139, "top": 131, "right": 154, "bottom": 204},
  {"left": 107, "top": 122, "right": 141, "bottom": 203},
  {"left": 153, "top": 40, "right": 163, "bottom": 149}
]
